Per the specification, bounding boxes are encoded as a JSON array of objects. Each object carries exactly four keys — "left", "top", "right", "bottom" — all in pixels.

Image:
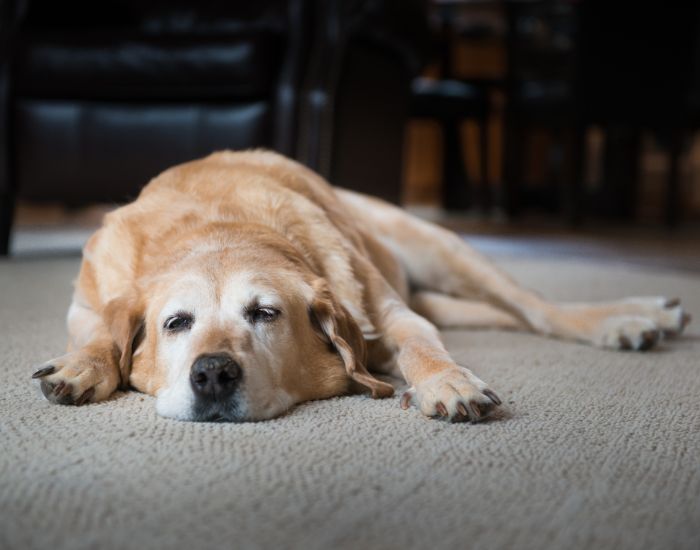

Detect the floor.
[
  {"left": 1, "top": 250, "right": 698, "bottom": 550},
  {"left": 3, "top": 200, "right": 700, "bottom": 550}
]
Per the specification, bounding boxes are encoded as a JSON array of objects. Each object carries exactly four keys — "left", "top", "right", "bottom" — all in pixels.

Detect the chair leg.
[
  {"left": 603, "top": 127, "right": 640, "bottom": 220},
  {"left": 566, "top": 126, "right": 585, "bottom": 226},
  {"left": 478, "top": 117, "right": 492, "bottom": 213},
  {"left": 621, "top": 129, "right": 641, "bottom": 221},
  {"left": 502, "top": 121, "right": 523, "bottom": 218},
  {"left": 441, "top": 118, "right": 470, "bottom": 210},
  {"left": 0, "top": 190, "right": 15, "bottom": 256},
  {"left": 665, "top": 131, "right": 683, "bottom": 228}
]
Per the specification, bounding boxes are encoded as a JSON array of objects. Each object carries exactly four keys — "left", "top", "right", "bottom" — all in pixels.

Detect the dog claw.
[
  {"left": 75, "top": 387, "right": 95, "bottom": 406},
  {"left": 436, "top": 402, "right": 448, "bottom": 417},
  {"left": 639, "top": 330, "right": 659, "bottom": 351},
  {"left": 682, "top": 312, "right": 692, "bottom": 329},
  {"left": 483, "top": 389, "right": 502, "bottom": 406},
  {"left": 52, "top": 381, "right": 66, "bottom": 397},
  {"left": 468, "top": 401, "right": 482, "bottom": 420},
  {"left": 619, "top": 335, "right": 632, "bottom": 350},
  {"left": 400, "top": 391, "right": 412, "bottom": 410},
  {"left": 456, "top": 402, "right": 469, "bottom": 417},
  {"left": 56, "top": 381, "right": 73, "bottom": 398},
  {"left": 32, "top": 366, "right": 55, "bottom": 379}
]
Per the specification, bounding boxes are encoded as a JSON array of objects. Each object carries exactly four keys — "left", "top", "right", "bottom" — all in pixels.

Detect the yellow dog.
[{"left": 32, "top": 151, "right": 691, "bottom": 421}]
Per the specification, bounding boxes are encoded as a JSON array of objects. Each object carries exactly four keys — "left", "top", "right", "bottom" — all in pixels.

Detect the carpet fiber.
[{"left": 1, "top": 255, "right": 699, "bottom": 550}]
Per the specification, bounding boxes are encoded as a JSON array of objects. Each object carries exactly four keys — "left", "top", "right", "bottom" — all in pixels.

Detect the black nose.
[{"left": 190, "top": 354, "right": 242, "bottom": 399}]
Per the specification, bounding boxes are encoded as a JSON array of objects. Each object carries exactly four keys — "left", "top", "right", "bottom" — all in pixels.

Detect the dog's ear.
[
  {"left": 102, "top": 290, "right": 145, "bottom": 389},
  {"left": 309, "top": 279, "right": 394, "bottom": 399}
]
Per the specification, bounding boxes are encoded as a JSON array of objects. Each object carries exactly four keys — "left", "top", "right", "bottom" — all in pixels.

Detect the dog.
[{"left": 32, "top": 150, "right": 691, "bottom": 422}]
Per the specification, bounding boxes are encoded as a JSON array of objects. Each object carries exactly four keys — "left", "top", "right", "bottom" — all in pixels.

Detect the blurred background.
[{"left": 1, "top": 0, "right": 699, "bottom": 264}]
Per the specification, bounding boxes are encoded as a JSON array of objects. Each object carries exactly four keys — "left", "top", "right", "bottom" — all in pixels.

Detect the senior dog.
[{"left": 32, "top": 151, "right": 691, "bottom": 422}]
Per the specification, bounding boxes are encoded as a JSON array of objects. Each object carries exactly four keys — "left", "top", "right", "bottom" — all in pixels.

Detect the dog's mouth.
[
  {"left": 198, "top": 412, "right": 241, "bottom": 422},
  {"left": 191, "top": 409, "right": 247, "bottom": 423},
  {"left": 190, "top": 394, "right": 247, "bottom": 422}
]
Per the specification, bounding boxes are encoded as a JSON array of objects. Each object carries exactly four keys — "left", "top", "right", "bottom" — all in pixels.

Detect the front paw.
[
  {"left": 401, "top": 366, "right": 502, "bottom": 422},
  {"left": 31, "top": 351, "right": 118, "bottom": 405}
]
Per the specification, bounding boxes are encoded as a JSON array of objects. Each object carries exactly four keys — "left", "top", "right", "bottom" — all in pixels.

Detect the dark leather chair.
[
  {"left": 411, "top": 78, "right": 490, "bottom": 211},
  {"left": 0, "top": 0, "right": 429, "bottom": 255}
]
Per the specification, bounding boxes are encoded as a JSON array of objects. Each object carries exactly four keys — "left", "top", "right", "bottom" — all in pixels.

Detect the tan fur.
[{"left": 33, "top": 150, "right": 691, "bottom": 422}]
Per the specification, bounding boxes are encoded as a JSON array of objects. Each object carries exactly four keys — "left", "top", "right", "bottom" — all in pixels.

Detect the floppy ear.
[
  {"left": 309, "top": 279, "right": 394, "bottom": 399},
  {"left": 102, "top": 290, "right": 145, "bottom": 390}
]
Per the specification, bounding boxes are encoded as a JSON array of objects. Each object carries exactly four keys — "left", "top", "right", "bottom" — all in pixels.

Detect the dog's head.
[{"left": 103, "top": 240, "right": 393, "bottom": 421}]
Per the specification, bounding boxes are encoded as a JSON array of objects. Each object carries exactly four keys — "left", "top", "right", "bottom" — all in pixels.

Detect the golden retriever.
[{"left": 32, "top": 151, "right": 691, "bottom": 422}]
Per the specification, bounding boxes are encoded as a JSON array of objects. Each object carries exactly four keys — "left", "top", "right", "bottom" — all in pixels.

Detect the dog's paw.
[
  {"left": 625, "top": 297, "right": 691, "bottom": 337},
  {"left": 592, "top": 298, "right": 691, "bottom": 351},
  {"left": 593, "top": 316, "right": 661, "bottom": 351},
  {"left": 400, "top": 366, "right": 502, "bottom": 422},
  {"left": 31, "top": 351, "right": 119, "bottom": 405}
]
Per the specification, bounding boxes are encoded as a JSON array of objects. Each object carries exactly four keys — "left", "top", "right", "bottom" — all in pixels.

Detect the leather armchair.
[{"left": 0, "top": 0, "right": 429, "bottom": 255}]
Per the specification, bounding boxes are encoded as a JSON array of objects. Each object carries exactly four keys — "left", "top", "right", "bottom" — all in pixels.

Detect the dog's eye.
[
  {"left": 247, "top": 306, "right": 280, "bottom": 324},
  {"left": 163, "top": 312, "right": 194, "bottom": 333}
]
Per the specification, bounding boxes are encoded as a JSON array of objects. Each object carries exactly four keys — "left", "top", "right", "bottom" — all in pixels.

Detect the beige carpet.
[{"left": 1, "top": 254, "right": 699, "bottom": 550}]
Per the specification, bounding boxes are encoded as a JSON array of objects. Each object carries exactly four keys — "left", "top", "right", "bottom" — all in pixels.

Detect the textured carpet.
[{"left": 1, "top": 255, "right": 699, "bottom": 550}]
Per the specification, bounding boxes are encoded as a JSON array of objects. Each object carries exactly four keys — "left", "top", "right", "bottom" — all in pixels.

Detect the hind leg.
[
  {"left": 411, "top": 291, "right": 523, "bottom": 330},
  {"left": 339, "top": 190, "right": 691, "bottom": 350}
]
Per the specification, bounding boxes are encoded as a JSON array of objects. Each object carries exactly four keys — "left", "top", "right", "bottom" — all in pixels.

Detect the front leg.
[
  {"left": 32, "top": 299, "right": 128, "bottom": 406},
  {"left": 376, "top": 294, "right": 502, "bottom": 422},
  {"left": 32, "top": 340, "right": 121, "bottom": 405}
]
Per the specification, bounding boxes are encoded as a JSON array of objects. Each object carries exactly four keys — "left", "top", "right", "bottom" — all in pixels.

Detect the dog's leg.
[
  {"left": 340, "top": 190, "right": 690, "bottom": 350},
  {"left": 411, "top": 291, "right": 522, "bottom": 330},
  {"left": 363, "top": 266, "right": 502, "bottom": 422},
  {"left": 31, "top": 301, "right": 121, "bottom": 405}
]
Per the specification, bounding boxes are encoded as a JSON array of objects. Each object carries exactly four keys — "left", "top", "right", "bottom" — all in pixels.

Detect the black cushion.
[
  {"left": 16, "top": 99, "right": 271, "bottom": 202},
  {"left": 20, "top": 1, "right": 287, "bottom": 33},
  {"left": 15, "top": 33, "right": 282, "bottom": 100}
]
